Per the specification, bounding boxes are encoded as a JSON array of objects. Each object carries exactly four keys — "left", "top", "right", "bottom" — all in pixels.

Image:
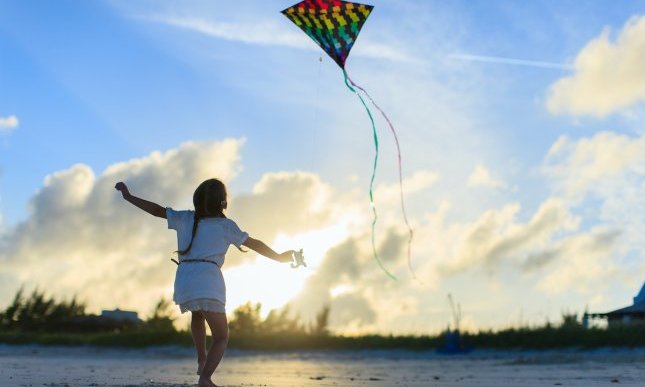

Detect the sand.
[{"left": 1, "top": 344, "right": 645, "bottom": 386}]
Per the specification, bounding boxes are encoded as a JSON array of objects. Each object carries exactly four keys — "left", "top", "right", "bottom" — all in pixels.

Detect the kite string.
[
  {"left": 306, "top": 56, "right": 323, "bottom": 238},
  {"left": 342, "top": 67, "right": 397, "bottom": 281},
  {"left": 344, "top": 72, "right": 416, "bottom": 280}
]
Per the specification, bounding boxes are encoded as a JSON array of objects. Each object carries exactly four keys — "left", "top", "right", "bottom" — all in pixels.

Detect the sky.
[{"left": 1, "top": 0, "right": 645, "bottom": 334}]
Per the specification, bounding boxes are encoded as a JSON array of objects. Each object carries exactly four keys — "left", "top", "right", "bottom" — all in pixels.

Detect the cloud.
[
  {"left": 439, "top": 198, "right": 580, "bottom": 275},
  {"left": 546, "top": 16, "right": 645, "bottom": 117},
  {"left": 543, "top": 131, "right": 645, "bottom": 200},
  {"left": 0, "top": 135, "right": 634, "bottom": 333},
  {"left": 534, "top": 228, "right": 621, "bottom": 294},
  {"left": 467, "top": 164, "right": 507, "bottom": 189},
  {"left": 0, "top": 139, "right": 367, "bottom": 324},
  {"left": 0, "top": 115, "right": 19, "bottom": 134},
  {"left": 522, "top": 228, "right": 620, "bottom": 274},
  {"left": 288, "top": 227, "right": 406, "bottom": 331},
  {"left": 1, "top": 135, "right": 638, "bottom": 333},
  {"left": 376, "top": 170, "right": 439, "bottom": 202},
  {"left": 289, "top": 238, "right": 361, "bottom": 324},
  {"left": 146, "top": 16, "right": 417, "bottom": 63},
  {"left": 0, "top": 140, "right": 244, "bottom": 313},
  {"left": 543, "top": 131, "right": 645, "bottom": 263},
  {"left": 233, "top": 171, "right": 334, "bottom": 236},
  {"left": 153, "top": 16, "right": 308, "bottom": 49},
  {"left": 225, "top": 171, "right": 339, "bottom": 265},
  {"left": 450, "top": 54, "right": 572, "bottom": 70}
]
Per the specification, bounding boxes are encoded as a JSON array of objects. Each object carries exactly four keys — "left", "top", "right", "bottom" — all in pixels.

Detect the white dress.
[{"left": 166, "top": 208, "right": 248, "bottom": 313}]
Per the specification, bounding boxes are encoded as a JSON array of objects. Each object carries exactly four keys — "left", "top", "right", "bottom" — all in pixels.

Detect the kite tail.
[
  {"left": 342, "top": 67, "right": 397, "bottom": 281},
  {"left": 345, "top": 72, "right": 416, "bottom": 280}
]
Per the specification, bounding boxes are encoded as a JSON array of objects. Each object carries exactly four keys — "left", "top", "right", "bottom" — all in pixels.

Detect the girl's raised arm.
[
  {"left": 242, "top": 237, "right": 294, "bottom": 263},
  {"left": 115, "top": 182, "right": 167, "bottom": 219}
]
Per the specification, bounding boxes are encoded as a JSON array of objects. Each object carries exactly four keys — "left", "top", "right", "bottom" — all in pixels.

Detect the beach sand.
[{"left": 1, "top": 345, "right": 645, "bottom": 386}]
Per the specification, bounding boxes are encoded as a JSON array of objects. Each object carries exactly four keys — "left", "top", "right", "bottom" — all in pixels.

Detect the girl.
[{"left": 115, "top": 178, "right": 295, "bottom": 387}]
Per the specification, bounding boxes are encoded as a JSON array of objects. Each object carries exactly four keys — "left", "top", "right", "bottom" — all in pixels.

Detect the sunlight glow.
[{"left": 224, "top": 223, "right": 350, "bottom": 317}]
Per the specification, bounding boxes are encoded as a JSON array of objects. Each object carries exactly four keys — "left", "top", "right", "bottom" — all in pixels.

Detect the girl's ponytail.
[{"left": 177, "top": 212, "right": 200, "bottom": 256}]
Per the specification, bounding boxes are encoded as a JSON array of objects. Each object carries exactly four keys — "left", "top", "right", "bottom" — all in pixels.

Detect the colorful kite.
[{"left": 282, "top": 0, "right": 416, "bottom": 281}]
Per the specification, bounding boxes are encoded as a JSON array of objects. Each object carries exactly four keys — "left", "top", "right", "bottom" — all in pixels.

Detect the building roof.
[
  {"left": 605, "top": 303, "right": 645, "bottom": 316},
  {"left": 634, "top": 282, "right": 645, "bottom": 305}
]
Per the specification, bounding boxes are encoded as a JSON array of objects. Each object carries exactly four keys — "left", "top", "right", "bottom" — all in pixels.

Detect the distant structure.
[
  {"left": 63, "top": 308, "right": 142, "bottom": 332},
  {"left": 585, "top": 282, "right": 645, "bottom": 327},
  {"left": 101, "top": 308, "right": 142, "bottom": 323},
  {"left": 437, "top": 294, "right": 472, "bottom": 354}
]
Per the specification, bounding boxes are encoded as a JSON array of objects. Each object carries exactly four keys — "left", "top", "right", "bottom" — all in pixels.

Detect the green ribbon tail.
[{"left": 343, "top": 68, "right": 397, "bottom": 281}]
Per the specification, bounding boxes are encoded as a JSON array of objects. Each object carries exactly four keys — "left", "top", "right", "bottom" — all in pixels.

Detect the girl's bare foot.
[{"left": 198, "top": 377, "right": 217, "bottom": 387}]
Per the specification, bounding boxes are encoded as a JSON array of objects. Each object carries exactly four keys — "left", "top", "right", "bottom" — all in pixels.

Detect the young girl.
[{"left": 115, "top": 178, "right": 295, "bottom": 387}]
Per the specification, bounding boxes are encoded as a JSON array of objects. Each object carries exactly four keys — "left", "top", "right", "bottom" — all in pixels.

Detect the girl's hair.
[{"left": 178, "top": 178, "right": 244, "bottom": 255}]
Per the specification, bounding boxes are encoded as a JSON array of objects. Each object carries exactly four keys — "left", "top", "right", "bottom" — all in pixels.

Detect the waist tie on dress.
[{"left": 171, "top": 258, "right": 220, "bottom": 267}]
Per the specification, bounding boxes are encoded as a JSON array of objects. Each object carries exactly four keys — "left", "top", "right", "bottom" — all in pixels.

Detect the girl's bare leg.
[
  {"left": 191, "top": 311, "right": 207, "bottom": 375},
  {"left": 198, "top": 312, "right": 228, "bottom": 387}
]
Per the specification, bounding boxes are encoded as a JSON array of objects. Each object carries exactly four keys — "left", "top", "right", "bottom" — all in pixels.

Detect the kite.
[{"left": 282, "top": 0, "right": 415, "bottom": 281}]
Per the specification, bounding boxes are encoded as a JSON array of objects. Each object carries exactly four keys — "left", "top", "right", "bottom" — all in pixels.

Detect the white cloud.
[
  {"left": 288, "top": 230, "right": 405, "bottom": 332},
  {"left": 153, "top": 16, "right": 308, "bottom": 49},
  {"left": 0, "top": 140, "right": 244, "bottom": 314},
  {"left": 374, "top": 170, "right": 439, "bottom": 210},
  {"left": 0, "top": 140, "right": 368, "bottom": 326},
  {"left": 438, "top": 198, "right": 580, "bottom": 275},
  {"left": 535, "top": 228, "right": 620, "bottom": 294},
  {"left": 543, "top": 131, "right": 645, "bottom": 200},
  {"left": 226, "top": 171, "right": 339, "bottom": 265},
  {"left": 546, "top": 16, "right": 645, "bottom": 117},
  {"left": 146, "top": 16, "right": 417, "bottom": 63},
  {"left": 543, "top": 131, "right": 645, "bottom": 267},
  {"left": 0, "top": 115, "right": 19, "bottom": 134},
  {"left": 0, "top": 136, "right": 636, "bottom": 334},
  {"left": 282, "top": 188, "right": 622, "bottom": 332},
  {"left": 451, "top": 53, "right": 572, "bottom": 70},
  {"left": 467, "top": 164, "right": 506, "bottom": 189}
]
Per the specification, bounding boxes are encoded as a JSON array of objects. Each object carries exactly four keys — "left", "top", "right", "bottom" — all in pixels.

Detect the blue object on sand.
[{"left": 436, "top": 329, "right": 473, "bottom": 355}]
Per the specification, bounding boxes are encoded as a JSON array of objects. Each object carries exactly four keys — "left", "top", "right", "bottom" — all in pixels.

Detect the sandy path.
[{"left": 1, "top": 345, "right": 645, "bottom": 386}]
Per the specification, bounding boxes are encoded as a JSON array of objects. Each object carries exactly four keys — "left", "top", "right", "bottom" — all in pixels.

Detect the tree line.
[
  {"left": 2, "top": 287, "right": 645, "bottom": 349},
  {"left": 0, "top": 287, "right": 329, "bottom": 338}
]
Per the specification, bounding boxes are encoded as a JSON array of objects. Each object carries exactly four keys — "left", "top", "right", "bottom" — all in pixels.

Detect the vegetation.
[
  {"left": 1, "top": 288, "right": 644, "bottom": 350},
  {"left": 0, "top": 287, "right": 86, "bottom": 332}
]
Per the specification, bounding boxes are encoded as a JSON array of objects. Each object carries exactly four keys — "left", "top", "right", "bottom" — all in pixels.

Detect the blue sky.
[
  {"left": 2, "top": 0, "right": 645, "bottom": 333},
  {"left": 1, "top": 0, "right": 641, "bottom": 224}
]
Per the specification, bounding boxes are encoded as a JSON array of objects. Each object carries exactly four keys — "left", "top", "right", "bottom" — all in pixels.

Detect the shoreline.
[
  {"left": 4, "top": 343, "right": 645, "bottom": 360},
  {"left": 3, "top": 345, "right": 645, "bottom": 386}
]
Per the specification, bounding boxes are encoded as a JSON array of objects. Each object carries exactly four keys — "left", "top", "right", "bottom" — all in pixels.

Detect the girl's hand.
[
  {"left": 115, "top": 182, "right": 130, "bottom": 198},
  {"left": 279, "top": 250, "right": 295, "bottom": 263}
]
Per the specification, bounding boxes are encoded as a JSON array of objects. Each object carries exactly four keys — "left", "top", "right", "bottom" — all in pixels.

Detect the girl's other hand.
[
  {"left": 279, "top": 250, "right": 295, "bottom": 263},
  {"left": 115, "top": 182, "right": 130, "bottom": 198}
]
